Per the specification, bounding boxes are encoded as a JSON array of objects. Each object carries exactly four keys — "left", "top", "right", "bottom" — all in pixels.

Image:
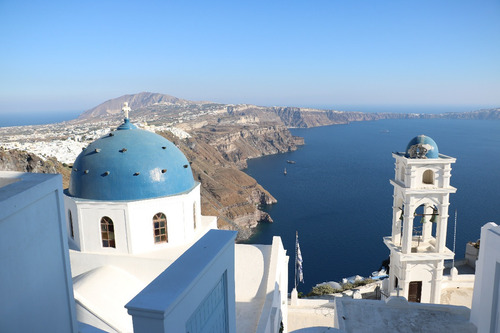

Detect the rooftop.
[
  {"left": 335, "top": 296, "right": 476, "bottom": 333},
  {"left": 70, "top": 216, "right": 282, "bottom": 333}
]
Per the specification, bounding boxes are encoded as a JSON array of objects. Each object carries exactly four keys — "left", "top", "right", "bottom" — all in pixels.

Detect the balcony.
[{"left": 383, "top": 236, "right": 455, "bottom": 261}]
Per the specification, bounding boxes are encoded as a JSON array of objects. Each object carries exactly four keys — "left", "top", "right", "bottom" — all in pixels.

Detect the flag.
[{"left": 296, "top": 232, "right": 304, "bottom": 284}]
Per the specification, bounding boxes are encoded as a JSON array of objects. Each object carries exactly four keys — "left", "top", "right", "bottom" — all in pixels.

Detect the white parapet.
[
  {"left": 126, "top": 229, "right": 237, "bottom": 333},
  {"left": 470, "top": 222, "right": 500, "bottom": 332}
]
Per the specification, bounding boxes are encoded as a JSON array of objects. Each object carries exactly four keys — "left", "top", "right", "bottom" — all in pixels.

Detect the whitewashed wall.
[
  {"left": 0, "top": 172, "right": 78, "bottom": 333},
  {"left": 65, "top": 184, "right": 201, "bottom": 254},
  {"left": 256, "top": 236, "right": 289, "bottom": 333},
  {"left": 470, "top": 222, "right": 500, "bottom": 332}
]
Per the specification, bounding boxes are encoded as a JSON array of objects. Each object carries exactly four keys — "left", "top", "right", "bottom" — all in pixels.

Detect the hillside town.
[
  {"left": 0, "top": 121, "right": 193, "bottom": 164},
  {"left": 0, "top": 101, "right": 210, "bottom": 164}
]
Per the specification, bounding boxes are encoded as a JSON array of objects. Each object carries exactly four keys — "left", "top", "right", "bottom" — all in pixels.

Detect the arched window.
[
  {"left": 399, "top": 166, "right": 405, "bottom": 182},
  {"left": 68, "top": 210, "right": 74, "bottom": 239},
  {"left": 153, "top": 213, "right": 168, "bottom": 243},
  {"left": 193, "top": 202, "right": 197, "bottom": 230},
  {"left": 423, "top": 170, "right": 434, "bottom": 185},
  {"left": 100, "top": 216, "right": 115, "bottom": 248}
]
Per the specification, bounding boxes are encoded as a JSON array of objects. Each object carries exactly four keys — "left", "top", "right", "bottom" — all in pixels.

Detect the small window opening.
[
  {"left": 100, "top": 216, "right": 115, "bottom": 248},
  {"left": 153, "top": 213, "right": 168, "bottom": 243},
  {"left": 423, "top": 170, "right": 434, "bottom": 185}
]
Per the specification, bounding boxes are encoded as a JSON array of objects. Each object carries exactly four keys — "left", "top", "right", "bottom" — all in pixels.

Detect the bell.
[
  {"left": 430, "top": 210, "right": 439, "bottom": 223},
  {"left": 399, "top": 209, "right": 404, "bottom": 220},
  {"left": 420, "top": 216, "right": 427, "bottom": 224}
]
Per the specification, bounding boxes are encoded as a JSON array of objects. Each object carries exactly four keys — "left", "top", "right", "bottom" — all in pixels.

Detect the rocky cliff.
[
  {"left": 271, "top": 107, "right": 381, "bottom": 127},
  {"left": 158, "top": 128, "right": 287, "bottom": 240},
  {"left": 268, "top": 107, "right": 462, "bottom": 128},
  {"left": 0, "top": 148, "right": 71, "bottom": 186},
  {"left": 192, "top": 123, "right": 299, "bottom": 168},
  {"left": 439, "top": 108, "right": 500, "bottom": 120}
]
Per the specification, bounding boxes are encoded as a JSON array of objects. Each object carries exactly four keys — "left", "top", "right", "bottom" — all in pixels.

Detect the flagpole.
[
  {"left": 452, "top": 209, "right": 457, "bottom": 269},
  {"left": 294, "top": 231, "right": 298, "bottom": 290}
]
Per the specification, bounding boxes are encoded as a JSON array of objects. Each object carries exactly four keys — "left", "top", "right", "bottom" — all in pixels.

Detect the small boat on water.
[
  {"left": 284, "top": 168, "right": 287, "bottom": 175},
  {"left": 287, "top": 160, "right": 296, "bottom": 164}
]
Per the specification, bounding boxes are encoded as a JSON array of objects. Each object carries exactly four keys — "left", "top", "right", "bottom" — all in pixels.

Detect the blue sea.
[
  {"left": 0, "top": 110, "right": 82, "bottom": 127},
  {"left": 243, "top": 119, "right": 500, "bottom": 293}
]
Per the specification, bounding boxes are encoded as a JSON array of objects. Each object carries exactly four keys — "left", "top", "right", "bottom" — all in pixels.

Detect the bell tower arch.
[{"left": 384, "top": 135, "right": 456, "bottom": 304}]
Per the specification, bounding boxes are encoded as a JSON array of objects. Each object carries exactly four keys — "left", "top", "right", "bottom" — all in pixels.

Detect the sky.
[{"left": 0, "top": 0, "right": 499, "bottom": 115}]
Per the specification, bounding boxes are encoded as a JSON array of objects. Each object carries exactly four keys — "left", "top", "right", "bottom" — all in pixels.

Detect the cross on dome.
[{"left": 122, "top": 102, "right": 131, "bottom": 119}]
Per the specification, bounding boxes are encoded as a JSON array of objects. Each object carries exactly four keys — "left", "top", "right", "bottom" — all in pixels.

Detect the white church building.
[{"left": 61, "top": 103, "right": 289, "bottom": 333}]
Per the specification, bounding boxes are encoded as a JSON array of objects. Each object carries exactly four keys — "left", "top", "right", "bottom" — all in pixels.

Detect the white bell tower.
[{"left": 383, "top": 135, "right": 456, "bottom": 304}]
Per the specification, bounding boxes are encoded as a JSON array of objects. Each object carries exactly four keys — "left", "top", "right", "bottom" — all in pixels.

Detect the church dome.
[
  {"left": 405, "top": 135, "right": 439, "bottom": 159},
  {"left": 68, "top": 118, "right": 195, "bottom": 201}
]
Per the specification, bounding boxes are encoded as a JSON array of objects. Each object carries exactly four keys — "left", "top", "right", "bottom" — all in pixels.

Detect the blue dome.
[
  {"left": 68, "top": 119, "right": 195, "bottom": 201},
  {"left": 405, "top": 135, "right": 439, "bottom": 159}
]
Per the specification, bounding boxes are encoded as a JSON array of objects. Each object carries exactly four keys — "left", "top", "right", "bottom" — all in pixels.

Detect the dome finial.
[{"left": 122, "top": 102, "right": 131, "bottom": 120}]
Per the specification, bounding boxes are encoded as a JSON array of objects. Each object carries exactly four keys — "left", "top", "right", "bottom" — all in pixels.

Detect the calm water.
[
  {"left": 243, "top": 119, "right": 500, "bottom": 293},
  {"left": 0, "top": 110, "right": 81, "bottom": 127}
]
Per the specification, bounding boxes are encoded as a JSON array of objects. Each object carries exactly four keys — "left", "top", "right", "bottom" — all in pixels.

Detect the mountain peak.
[{"left": 78, "top": 92, "right": 207, "bottom": 120}]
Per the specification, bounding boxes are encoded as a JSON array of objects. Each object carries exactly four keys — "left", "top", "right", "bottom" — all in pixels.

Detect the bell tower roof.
[{"left": 405, "top": 135, "right": 439, "bottom": 159}]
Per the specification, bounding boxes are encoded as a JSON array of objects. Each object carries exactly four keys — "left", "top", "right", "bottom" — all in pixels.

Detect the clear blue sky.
[{"left": 1, "top": 0, "right": 499, "bottom": 114}]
